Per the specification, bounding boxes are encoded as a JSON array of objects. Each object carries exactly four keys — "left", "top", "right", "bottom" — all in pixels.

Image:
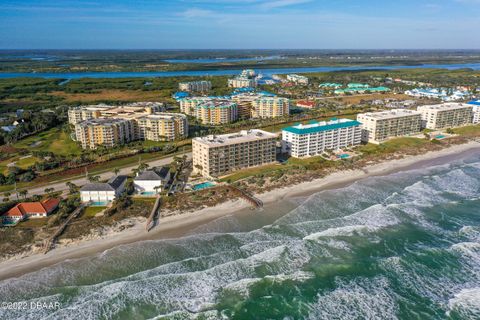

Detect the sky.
[{"left": 0, "top": 0, "right": 479, "bottom": 49}]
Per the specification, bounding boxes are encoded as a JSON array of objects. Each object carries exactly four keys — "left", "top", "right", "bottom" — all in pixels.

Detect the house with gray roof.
[
  {"left": 134, "top": 167, "right": 170, "bottom": 195},
  {"left": 80, "top": 175, "right": 128, "bottom": 206}
]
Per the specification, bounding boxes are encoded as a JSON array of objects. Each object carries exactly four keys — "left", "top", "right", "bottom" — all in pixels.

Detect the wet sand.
[{"left": 0, "top": 141, "right": 478, "bottom": 280}]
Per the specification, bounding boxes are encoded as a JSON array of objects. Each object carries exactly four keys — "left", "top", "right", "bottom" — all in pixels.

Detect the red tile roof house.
[
  {"left": 1, "top": 199, "right": 60, "bottom": 225},
  {"left": 296, "top": 100, "right": 316, "bottom": 109}
]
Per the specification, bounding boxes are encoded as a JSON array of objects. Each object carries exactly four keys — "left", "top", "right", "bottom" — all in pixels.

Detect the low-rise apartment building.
[
  {"left": 251, "top": 97, "right": 290, "bottom": 118},
  {"left": 179, "top": 80, "right": 212, "bottom": 92},
  {"left": 194, "top": 101, "right": 238, "bottom": 125},
  {"left": 417, "top": 103, "right": 473, "bottom": 129},
  {"left": 286, "top": 74, "right": 309, "bottom": 85},
  {"left": 192, "top": 129, "right": 277, "bottom": 178},
  {"left": 282, "top": 119, "right": 362, "bottom": 158},
  {"left": 356, "top": 109, "right": 422, "bottom": 143}
]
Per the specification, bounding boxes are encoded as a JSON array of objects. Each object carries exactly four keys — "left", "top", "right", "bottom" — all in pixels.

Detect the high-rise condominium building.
[
  {"left": 179, "top": 97, "right": 215, "bottom": 116},
  {"left": 179, "top": 81, "right": 212, "bottom": 92},
  {"left": 231, "top": 93, "right": 262, "bottom": 119},
  {"left": 468, "top": 100, "right": 480, "bottom": 123},
  {"left": 70, "top": 103, "right": 188, "bottom": 149},
  {"left": 417, "top": 103, "right": 473, "bottom": 129},
  {"left": 75, "top": 118, "right": 136, "bottom": 149},
  {"left": 356, "top": 109, "right": 422, "bottom": 143},
  {"left": 194, "top": 101, "right": 238, "bottom": 125},
  {"left": 192, "top": 129, "right": 277, "bottom": 178},
  {"left": 68, "top": 102, "right": 164, "bottom": 125},
  {"left": 282, "top": 119, "right": 362, "bottom": 158},
  {"left": 251, "top": 97, "right": 290, "bottom": 118}
]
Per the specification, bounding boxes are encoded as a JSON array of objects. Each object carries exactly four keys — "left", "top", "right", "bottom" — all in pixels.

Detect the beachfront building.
[
  {"left": 287, "top": 74, "right": 309, "bottom": 85},
  {"left": 228, "top": 77, "right": 257, "bottom": 88},
  {"left": 80, "top": 175, "right": 128, "bottom": 206},
  {"left": 179, "top": 81, "right": 212, "bottom": 92},
  {"left": 192, "top": 129, "right": 277, "bottom": 178},
  {"left": 194, "top": 101, "right": 238, "bottom": 125},
  {"left": 282, "top": 118, "right": 362, "bottom": 158},
  {"left": 468, "top": 100, "right": 480, "bottom": 123},
  {"left": 356, "top": 109, "right": 423, "bottom": 144},
  {"left": 136, "top": 113, "right": 188, "bottom": 142},
  {"left": 68, "top": 102, "right": 164, "bottom": 125},
  {"left": 133, "top": 167, "right": 170, "bottom": 195},
  {"left": 251, "top": 97, "right": 290, "bottom": 119},
  {"left": 417, "top": 103, "right": 473, "bottom": 129},
  {"left": 1, "top": 199, "right": 60, "bottom": 225}
]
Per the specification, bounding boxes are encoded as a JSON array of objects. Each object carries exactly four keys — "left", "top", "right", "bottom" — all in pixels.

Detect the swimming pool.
[
  {"left": 91, "top": 201, "right": 109, "bottom": 206},
  {"left": 435, "top": 135, "right": 446, "bottom": 139},
  {"left": 192, "top": 182, "right": 216, "bottom": 191},
  {"left": 140, "top": 191, "right": 157, "bottom": 196},
  {"left": 337, "top": 154, "right": 350, "bottom": 159}
]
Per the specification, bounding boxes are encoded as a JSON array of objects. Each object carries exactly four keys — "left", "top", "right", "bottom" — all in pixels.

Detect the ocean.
[{"left": 0, "top": 153, "right": 480, "bottom": 320}]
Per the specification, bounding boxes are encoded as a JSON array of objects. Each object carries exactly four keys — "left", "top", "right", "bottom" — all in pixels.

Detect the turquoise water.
[
  {"left": 337, "top": 154, "right": 350, "bottom": 159},
  {"left": 1, "top": 63, "right": 480, "bottom": 79},
  {"left": 437, "top": 135, "right": 447, "bottom": 139},
  {"left": 1, "top": 154, "right": 480, "bottom": 319},
  {"left": 90, "top": 201, "right": 109, "bottom": 206},
  {"left": 193, "top": 182, "right": 216, "bottom": 190}
]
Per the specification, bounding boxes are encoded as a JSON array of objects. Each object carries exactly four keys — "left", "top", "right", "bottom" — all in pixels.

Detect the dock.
[
  {"left": 229, "top": 186, "right": 263, "bottom": 209},
  {"left": 146, "top": 195, "right": 161, "bottom": 232},
  {"left": 43, "top": 204, "right": 85, "bottom": 254}
]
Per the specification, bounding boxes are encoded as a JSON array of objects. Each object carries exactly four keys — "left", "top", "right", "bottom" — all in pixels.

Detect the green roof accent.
[{"left": 283, "top": 120, "right": 362, "bottom": 135}]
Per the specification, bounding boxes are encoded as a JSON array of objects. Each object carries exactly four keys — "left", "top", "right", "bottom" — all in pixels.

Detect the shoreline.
[{"left": 0, "top": 141, "right": 479, "bottom": 280}]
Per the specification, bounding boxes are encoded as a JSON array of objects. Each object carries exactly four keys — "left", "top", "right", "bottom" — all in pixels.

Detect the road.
[{"left": 4, "top": 152, "right": 192, "bottom": 198}]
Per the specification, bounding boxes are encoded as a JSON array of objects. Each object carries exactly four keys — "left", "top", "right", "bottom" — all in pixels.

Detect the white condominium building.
[
  {"left": 251, "top": 97, "right": 290, "bottom": 118},
  {"left": 417, "top": 103, "right": 473, "bottom": 129},
  {"left": 282, "top": 118, "right": 362, "bottom": 158},
  {"left": 228, "top": 77, "right": 257, "bottom": 88},
  {"left": 179, "top": 81, "right": 212, "bottom": 92},
  {"left": 356, "top": 109, "right": 422, "bottom": 144},
  {"left": 192, "top": 129, "right": 277, "bottom": 178},
  {"left": 286, "top": 74, "right": 309, "bottom": 85},
  {"left": 468, "top": 100, "right": 480, "bottom": 124}
]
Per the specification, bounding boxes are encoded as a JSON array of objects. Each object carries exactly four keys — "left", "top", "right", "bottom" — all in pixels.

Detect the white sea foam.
[{"left": 447, "top": 287, "right": 480, "bottom": 319}]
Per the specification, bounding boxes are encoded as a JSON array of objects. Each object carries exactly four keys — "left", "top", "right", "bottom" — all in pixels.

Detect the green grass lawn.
[
  {"left": 17, "top": 217, "right": 48, "bottom": 228},
  {"left": 0, "top": 155, "right": 41, "bottom": 175},
  {"left": 81, "top": 206, "right": 106, "bottom": 219},
  {"left": 452, "top": 124, "right": 480, "bottom": 137},
  {"left": 13, "top": 127, "right": 82, "bottom": 156},
  {"left": 358, "top": 137, "right": 430, "bottom": 156}
]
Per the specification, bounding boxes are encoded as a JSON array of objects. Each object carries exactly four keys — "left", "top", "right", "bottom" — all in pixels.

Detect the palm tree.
[
  {"left": 19, "top": 190, "right": 28, "bottom": 199},
  {"left": 113, "top": 168, "right": 120, "bottom": 176},
  {"left": 66, "top": 182, "right": 78, "bottom": 194},
  {"left": 88, "top": 175, "right": 100, "bottom": 183}
]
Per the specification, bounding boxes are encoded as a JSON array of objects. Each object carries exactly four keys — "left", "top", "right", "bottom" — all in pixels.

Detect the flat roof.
[
  {"left": 193, "top": 129, "right": 277, "bottom": 147},
  {"left": 283, "top": 118, "right": 361, "bottom": 135},
  {"left": 417, "top": 103, "right": 472, "bottom": 111},
  {"left": 357, "top": 109, "right": 421, "bottom": 120}
]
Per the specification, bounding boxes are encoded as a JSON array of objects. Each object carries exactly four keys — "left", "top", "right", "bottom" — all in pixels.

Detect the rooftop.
[
  {"left": 417, "top": 103, "right": 472, "bottom": 111},
  {"left": 193, "top": 129, "right": 277, "bottom": 147},
  {"left": 358, "top": 109, "right": 421, "bottom": 120},
  {"left": 283, "top": 118, "right": 361, "bottom": 135},
  {"left": 81, "top": 175, "right": 128, "bottom": 192}
]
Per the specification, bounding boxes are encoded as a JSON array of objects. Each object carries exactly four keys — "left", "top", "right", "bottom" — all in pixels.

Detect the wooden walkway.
[
  {"left": 43, "top": 204, "right": 85, "bottom": 254},
  {"left": 146, "top": 195, "right": 161, "bottom": 232},
  {"left": 229, "top": 186, "right": 263, "bottom": 209}
]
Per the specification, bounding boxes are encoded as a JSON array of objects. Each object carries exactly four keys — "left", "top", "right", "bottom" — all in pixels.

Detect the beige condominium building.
[
  {"left": 228, "top": 77, "right": 257, "bottom": 88},
  {"left": 75, "top": 118, "right": 136, "bottom": 149},
  {"left": 194, "top": 101, "right": 238, "bottom": 125},
  {"left": 70, "top": 103, "right": 188, "bottom": 149},
  {"left": 357, "top": 109, "right": 422, "bottom": 144},
  {"left": 251, "top": 97, "right": 290, "bottom": 118},
  {"left": 231, "top": 93, "right": 262, "bottom": 119},
  {"left": 179, "top": 81, "right": 212, "bottom": 92},
  {"left": 68, "top": 102, "right": 164, "bottom": 125},
  {"left": 136, "top": 113, "right": 188, "bottom": 142},
  {"left": 417, "top": 103, "right": 473, "bottom": 129},
  {"left": 192, "top": 129, "right": 277, "bottom": 178},
  {"left": 179, "top": 97, "right": 215, "bottom": 116}
]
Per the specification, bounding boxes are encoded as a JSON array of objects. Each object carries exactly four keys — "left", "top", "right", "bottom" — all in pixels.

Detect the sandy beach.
[{"left": 0, "top": 140, "right": 479, "bottom": 281}]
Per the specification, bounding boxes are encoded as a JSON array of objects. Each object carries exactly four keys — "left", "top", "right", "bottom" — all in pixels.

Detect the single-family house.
[
  {"left": 134, "top": 167, "right": 170, "bottom": 195},
  {"left": 1, "top": 198, "right": 60, "bottom": 225},
  {"left": 80, "top": 175, "right": 128, "bottom": 205}
]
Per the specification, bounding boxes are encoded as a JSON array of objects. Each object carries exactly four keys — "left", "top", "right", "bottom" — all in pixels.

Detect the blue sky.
[{"left": 0, "top": 0, "right": 479, "bottom": 49}]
